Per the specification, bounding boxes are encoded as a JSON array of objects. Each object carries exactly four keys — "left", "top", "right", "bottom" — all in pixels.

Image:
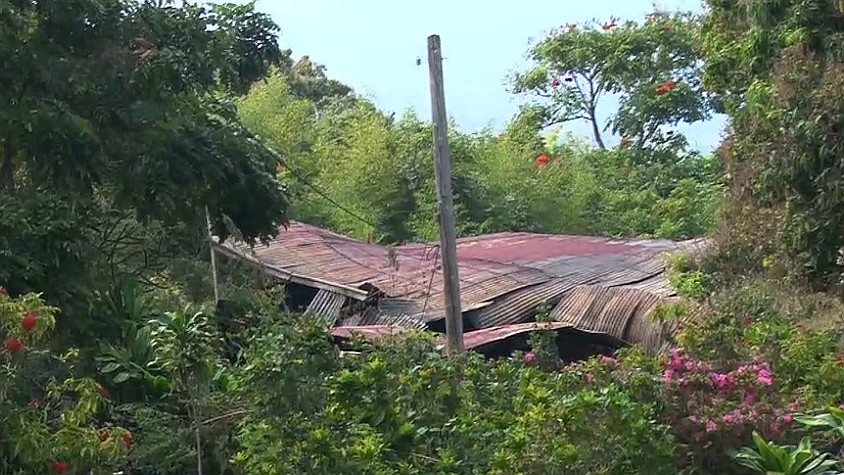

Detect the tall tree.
[
  {"left": 0, "top": 0, "right": 289, "bottom": 244},
  {"left": 513, "top": 12, "right": 711, "bottom": 153}
]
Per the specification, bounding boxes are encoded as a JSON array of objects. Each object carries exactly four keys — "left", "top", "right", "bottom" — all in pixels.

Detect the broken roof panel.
[
  {"left": 549, "top": 285, "right": 675, "bottom": 355},
  {"left": 218, "top": 222, "right": 696, "bottom": 352},
  {"left": 218, "top": 221, "right": 685, "bottom": 309}
]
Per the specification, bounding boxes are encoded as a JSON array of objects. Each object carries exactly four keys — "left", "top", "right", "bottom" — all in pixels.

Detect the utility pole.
[{"left": 427, "top": 34, "right": 464, "bottom": 355}]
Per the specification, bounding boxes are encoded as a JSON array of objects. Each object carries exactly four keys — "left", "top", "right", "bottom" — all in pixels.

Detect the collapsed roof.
[{"left": 214, "top": 222, "right": 704, "bottom": 355}]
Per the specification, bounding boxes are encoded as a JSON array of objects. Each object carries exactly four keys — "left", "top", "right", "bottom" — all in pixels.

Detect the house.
[{"left": 213, "top": 222, "right": 704, "bottom": 356}]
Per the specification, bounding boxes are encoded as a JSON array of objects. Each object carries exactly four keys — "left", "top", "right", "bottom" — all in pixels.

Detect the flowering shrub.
[
  {"left": 0, "top": 289, "right": 128, "bottom": 473},
  {"left": 660, "top": 348, "right": 802, "bottom": 471}
]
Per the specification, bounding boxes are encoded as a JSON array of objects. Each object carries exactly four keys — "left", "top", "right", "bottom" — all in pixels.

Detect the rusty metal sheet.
[
  {"left": 337, "top": 306, "right": 429, "bottom": 330},
  {"left": 472, "top": 278, "right": 580, "bottom": 328},
  {"left": 219, "top": 221, "right": 692, "bottom": 341},
  {"left": 306, "top": 289, "right": 347, "bottom": 326},
  {"left": 549, "top": 285, "right": 670, "bottom": 354},
  {"left": 462, "top": 321, "right": 574, "bottom": 349},
  {"left": 332, "top": 321, "right": 630, "bottom": 355}
]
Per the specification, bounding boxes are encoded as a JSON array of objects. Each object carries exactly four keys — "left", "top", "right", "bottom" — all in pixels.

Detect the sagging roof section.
[{"left": 217, "top": 221, "right": 703, "bottom": 354}]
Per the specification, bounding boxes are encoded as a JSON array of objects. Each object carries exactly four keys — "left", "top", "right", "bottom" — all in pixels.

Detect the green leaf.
[{"left": 100, "top": 362, "right": 121, "bottom": 374}]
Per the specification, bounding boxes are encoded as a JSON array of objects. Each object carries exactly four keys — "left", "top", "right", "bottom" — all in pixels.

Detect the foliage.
[
  {"left": 668, "top": 252, "right": 713, "bottom": 299},
  {"left": 0, "top": 290, "right": 129, "bottom": 474},
  {"left": 700, "top": 0, "right": 844, "bottom": 287},
  {"left": 0, "top": 0, "right": 289, "bottom": 244},
  {"left": 238, "top": 74, "right": 723, "bottom": 242},
  {"left": 660, "top": 348, "right": 802, "bottom": 472},
  {"left": 732, "top": 432, "right": 838, "bottom": 475},
  {"left": 514, "top": 12, "right": 711, "bottom": 152},
  {"left": 230, "top": 317, "right": 679, "bottom": 474}
]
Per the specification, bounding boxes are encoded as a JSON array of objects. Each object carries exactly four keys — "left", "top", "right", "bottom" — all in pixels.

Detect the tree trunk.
[
  {"left": 590, "top": 116, "right": 606, "bottom": 150},
  {"left": 193, "top": 402, "right": 204, "bottom": 475},
  {"left": 0, "top": 141, "right": 15, "bottom": 190}
]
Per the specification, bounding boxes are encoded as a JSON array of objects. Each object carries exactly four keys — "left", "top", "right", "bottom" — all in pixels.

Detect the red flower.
[
  {"left": 535, "top": 154, "right": 551, "bottom": 166},
  {"left": 21, "top": 310, "right": 37, "bottom": 332},
  {"left": 655, "top": 79, "right": 677, "bottom": 95},
  {"left": 4, "top": 337, "right": 22, "bottom": 355},
  {"left": 0, "top": 287, "right": 7, "bottom": 296},
  {"left": 50, "top": 461, "right": 68, "bottom": 473},
  {"left": 123, "top": 430, "right": 134, "bottom": 449},
  {"left": 602, "top": 21, "right": 617, "bottom": 31},
  {"left": 551, "top": 77, "right": 561, "bottom": 88}
]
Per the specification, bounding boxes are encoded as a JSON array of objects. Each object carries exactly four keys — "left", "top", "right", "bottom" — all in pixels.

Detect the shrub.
[
  {"left": 230, "top": 317, "right": 679, "bottom": 474},
  {"left": 0, "top": 289, "right": 129, "bottom": 473}
]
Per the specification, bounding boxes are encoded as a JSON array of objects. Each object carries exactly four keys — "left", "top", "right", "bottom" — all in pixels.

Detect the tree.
[
  {"left": 513, "top": 12, "right": 711, "bottom": 153},
  {"left": 0, "top": 0, "right": 289, "bottom": 244},
  {"left": 148, "top": 308, "right": 221, "bottom": 475},
  {"left": 700, "top": 0, "right": 844, "bottom": 287},
  {"left": 288, "top": 56, "right": 354, "bottom": 108}
]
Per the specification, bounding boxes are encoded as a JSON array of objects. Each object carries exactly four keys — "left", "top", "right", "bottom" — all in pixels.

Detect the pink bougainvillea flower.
[
  {"left": 757, "top": 367, "right": 773, "bottom": 386},
  {"left": 705, "top": 420, "right": 717, "bottom": 432},
  {"left": 710, "top": 372, "right": 730, "bottom": 391},
  {"left": 523, "top": 351, "right": 535, "bottom": 363},
  {"left": 742, "top": 390, "right": 758, "bottom": 406}
]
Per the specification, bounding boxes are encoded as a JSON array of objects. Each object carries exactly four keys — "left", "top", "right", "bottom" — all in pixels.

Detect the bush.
[
  {"left": 230, "top": 317, "right": 679, "bottom": 474},
  {"left": 0, "top": 289, "right": 129, "bottom": 474}
]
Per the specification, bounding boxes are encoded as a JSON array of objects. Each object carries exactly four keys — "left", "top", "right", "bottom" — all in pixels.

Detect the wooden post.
[
  {"left": 205, "top": 206, "right": 219, "bottom": 303},
  {"left": 427, "top": 34, "right": 464, "bottom": 355}
]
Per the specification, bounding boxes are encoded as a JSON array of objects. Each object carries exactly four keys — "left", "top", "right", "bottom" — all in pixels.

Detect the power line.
[{"left": 245, "top": 135, "right": 381, "bottom": 233}]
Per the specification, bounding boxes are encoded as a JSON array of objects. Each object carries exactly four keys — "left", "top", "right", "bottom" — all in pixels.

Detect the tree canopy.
[
  {"left": 513, "top": 12, "right": 711, "bottom": 154},
  {"left": 0, "top": 0, "right": 289, "bottom": 244}
]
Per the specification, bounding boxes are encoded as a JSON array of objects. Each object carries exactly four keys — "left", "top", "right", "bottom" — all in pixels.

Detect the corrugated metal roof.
[
  {"left": 305, "top": 289, "right": 346, "bottom": 326},
  {"left": 331, "top": 321, "right": 629, "bottom": 353},
  {"left": 219, "top": 222, "right": 694, "bottom": 353},
  {"left": 549, "top": 285, "right": 671, "bottom": 354},
  {"left": 218, "top": 221, "right": 686, "bottom": 321}
]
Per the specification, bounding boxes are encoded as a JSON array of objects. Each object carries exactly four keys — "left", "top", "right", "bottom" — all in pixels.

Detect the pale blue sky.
[{"left": 255, "top": 0, "right": 726, "bottom": 152}]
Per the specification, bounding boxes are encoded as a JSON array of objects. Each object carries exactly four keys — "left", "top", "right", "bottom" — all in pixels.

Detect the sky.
[{"left": 254, "top": 0, "right": 727, "bottom": 152}]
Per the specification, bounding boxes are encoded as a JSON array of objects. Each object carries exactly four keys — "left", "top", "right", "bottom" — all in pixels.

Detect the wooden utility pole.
[{"left": 427, "top": 34, "right": 464, "bottom": 355}]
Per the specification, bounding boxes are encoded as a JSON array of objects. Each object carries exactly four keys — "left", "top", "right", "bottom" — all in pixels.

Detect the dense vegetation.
[{"left": 2, "top": 0, "right": 844, "bottom": 474}]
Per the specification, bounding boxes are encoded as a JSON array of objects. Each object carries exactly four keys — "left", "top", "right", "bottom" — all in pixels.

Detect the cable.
[{"left": 245, "top": 135, "right": 381, "bottom": 233}]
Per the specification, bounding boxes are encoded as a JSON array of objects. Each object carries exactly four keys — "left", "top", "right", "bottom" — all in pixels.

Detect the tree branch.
[{"left": 581, "top": 75, "right": 606, "bottom": 149}]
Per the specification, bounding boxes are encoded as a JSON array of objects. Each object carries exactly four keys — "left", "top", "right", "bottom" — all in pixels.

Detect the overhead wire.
[
  {"left": 245, "top": 134, "right": 381, "bottom": 233},
  {"left": 245, "top": 132, "right": 444, "bottom": 311}
]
